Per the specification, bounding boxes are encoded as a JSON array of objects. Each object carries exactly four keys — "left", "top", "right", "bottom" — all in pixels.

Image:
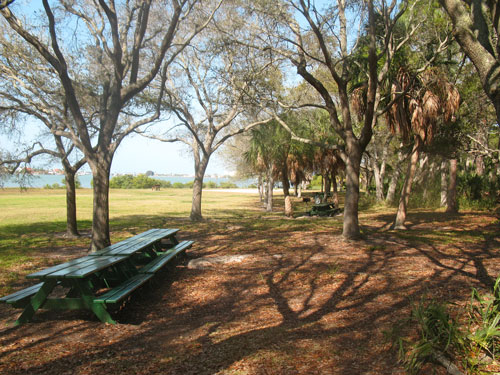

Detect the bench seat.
[
  {"left": 0, "top": 282, "right": 45, "bottom": 308},
  {"left": 140, "top": 240, "right": 194, "bottom": 274},
  {"left": 94, "top": 273, "right": 153, "bottom": 304}
]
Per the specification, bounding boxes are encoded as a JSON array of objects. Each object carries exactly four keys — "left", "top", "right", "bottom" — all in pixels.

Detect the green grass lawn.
[
  {"left": 0, "top": 188, "right": 261, "bottom": 292},
  {"left": 0, "top": 187, "right": 344, "bottom": 295}
]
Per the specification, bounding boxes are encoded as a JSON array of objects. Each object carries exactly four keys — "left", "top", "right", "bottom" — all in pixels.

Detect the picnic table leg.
[
  {"left": 14, "top": 279, "right": 57, "bottom": 326},
  {"left": 161, "top": 235, "right": 179, "bottom": 250},
  {"left": 73, "top": 280, "right": 116, "bottom": 324}
]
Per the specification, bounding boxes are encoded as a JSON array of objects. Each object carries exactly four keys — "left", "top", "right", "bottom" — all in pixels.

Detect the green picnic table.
[
  {"left": 307, "top": 202, "right": 341, "bottom": 217},
  {"left": 0, "top": 228, "right": 194, "bottom": 325}
]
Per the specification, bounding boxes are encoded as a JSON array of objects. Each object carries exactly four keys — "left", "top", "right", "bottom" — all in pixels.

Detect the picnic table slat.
[
  {"left": 93, "top": 229, "right": 179, "bottom": 256},
  {"left": 29, "top": 256, "right": 126, "bottom": 279},
  {"left": 26, "top": 256, "right": 97, "bottom": 279}
]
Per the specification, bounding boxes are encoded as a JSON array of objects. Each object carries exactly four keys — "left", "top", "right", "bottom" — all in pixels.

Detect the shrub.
[
  {"left": 109, "top": 174, "right": 172, "bottom": 189},
  {"left": 219, "top": 181, "right": 238, "bottom": 189},
  {"left": 391, "top": 276, "right": 500, "bottom": 374},
  {"left": 172, "top": 182, "right": 185, "bottom": 189},
  {"left": 204, "top": 181, "right": 217, "bottom": 189}
]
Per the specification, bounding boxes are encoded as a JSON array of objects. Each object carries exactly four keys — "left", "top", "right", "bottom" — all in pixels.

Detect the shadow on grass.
[{"left": 1, "top": 210, "right": 499, "bottom": 374}]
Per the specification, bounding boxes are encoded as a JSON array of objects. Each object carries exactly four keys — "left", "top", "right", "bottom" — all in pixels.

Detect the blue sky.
[
  {"left": 0, "top": 128, "right": 231, "bottom": 176},
  {"left": 110, "top": 134, "right": 230, "bottom": 176}
]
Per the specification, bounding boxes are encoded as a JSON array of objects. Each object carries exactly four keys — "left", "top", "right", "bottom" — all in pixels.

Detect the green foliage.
[
  {"left": 464, "top": 278, "right": 500, "bottom": 371},
  {"left": 43, "top": 183, "right": 62, "bottom": 189},
  {"left": 392, "top": 276, "right": 500, "bottom": 374},
  {"left": 204, "top": 181, "right": 217, "bottom": 189},
  {"left": 309, "top": 175, "right": 322, "bottom": 190},
  {"left": 109, "top": 174, "right": 171, "bottom": 189},
  {"left": 172, "top": 182, "right": 185, "bottom": 189},
  {"left": 219, "top": 181, "right": 238, "bottom": 189},
  {"left": 458, "top": 167, "right": 499, "bottom": 210}
]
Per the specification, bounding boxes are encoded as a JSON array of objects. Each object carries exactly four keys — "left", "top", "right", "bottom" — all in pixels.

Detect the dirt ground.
[{"left": 0, "top": 210, "right": 499, "bottom": 375}]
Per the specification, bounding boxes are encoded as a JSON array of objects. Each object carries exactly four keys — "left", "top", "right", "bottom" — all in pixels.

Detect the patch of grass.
[{"left": 391, "top": 277, "right": 500, "bottom": 374}]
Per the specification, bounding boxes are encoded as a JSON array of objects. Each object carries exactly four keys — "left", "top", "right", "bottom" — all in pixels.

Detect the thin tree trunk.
[
  {"left": 90, "top": 160, "right": 112, "bottom": 251},
  {"left": 446, "top": 158, "right": 458, "bottom": 213},
  {"left": 266, "top": 169, "right": 273, "bottom": 212},
  {"left": 343, "top": 145, "right": 362, "bottom": 239},
  {"left": 323, "top": 174, "right": 331, "bottom": 203},
  {"left": 440, "top": 159, "right": 448, "bottom": 207},
  {"left": 332, "top": 171, "right": 339, "bottom": 207},
  {"left": 281, "top": 161, "right": 293, "bottom": 217},
  {"left": 372, "top": 157, "right": 384, "bottom": 202},
  {"left": 386, "top": 145, "right": 404, "bottom": 203},
  {"left": 190, "top": 157, "right": 209, "bottom": 221},
  {"left": 394, "top": 138, "right": 421, "bottom": 229},
  {"left": 64, "top": 170, "right": 79, "bottom": 237},
  {"left": 258, "top": 175, "right": 264, "bottom": 202}
]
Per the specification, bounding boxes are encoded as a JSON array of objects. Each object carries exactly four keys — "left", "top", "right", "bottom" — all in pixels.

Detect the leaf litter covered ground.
[{"left": 0, "top": 206, "right": 499, "bottom": 375}]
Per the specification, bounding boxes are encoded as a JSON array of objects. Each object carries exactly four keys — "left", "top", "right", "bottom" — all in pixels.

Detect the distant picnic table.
[
  {"left": 307, "top": 202, "right": 341, "bottom": 217},
  {"left": 0, "top": 228, "right": 193, "bottom": 325}
]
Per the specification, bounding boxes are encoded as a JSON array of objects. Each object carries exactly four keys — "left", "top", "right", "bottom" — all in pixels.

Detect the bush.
[
  {"left": 204, "top": 181, "right": 217, "bottom": 189},
  {"left": 172, "top": 182, "right": 185, "bottom": 189},
  {"left": 309, "top": 175, "right": 322, "bottom": 190},
  {"left": 219, "top": 181, "right": 238, "bottom": 189},
  {"left": 392, "top": 276, "right": 500, "bottom": 374},
  {"left": 61, "top": 176, "right": 82, "bottom": 188},
  {"left": 109, "top": 174, "right": 172, "bottom": 189}
]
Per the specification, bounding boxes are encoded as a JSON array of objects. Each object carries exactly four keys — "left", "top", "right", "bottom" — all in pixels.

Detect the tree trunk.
[
  {"left": 258, "top": 175, "right": 264, "bottom": 202},
  {"left": 266, "top": 169, "right": 273, "bottom": 212},
  {"left": 190, "top": 157, "right": 209, "bottom": 221},
  {"left": 281, "top": 161, "right": 293, "bottom": 217},
  {"left": 342, "top": 145, "right": 362, "bottom": 239},
  {"left": 446, "top": 158, "right": 458, "bottom": 213},
  {"left": 440, "top": 159, "right": 448, "bottom": 207},
  {"left": 386, "top": 145, "right": 404, "bottom": 203},
  {"left": 90, "top": 160, "right": 112, "bottom": 251},
  {"left": 64, "top": 170, "right": 80, "bottom": 237},
  {"left": 394, "top": 138, "right": 421, "bottom": 229},
  {"left": 372, "top": 157, "right": 384, "bottom": 202},
  {"left": 439, "top": 0, "right": 500, "bottom": 126},
  {"left": 332, "top": 171, "right": 339, "bottom": 207},
  {"left": 323, "top": 174, "right": 331, "bottom": 203}
]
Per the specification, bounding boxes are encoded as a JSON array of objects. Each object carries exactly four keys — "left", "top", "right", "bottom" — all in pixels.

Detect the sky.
[
  {"left": 0, "top": 126, "right": 232, "bottom": 177},
  {"left": 109, "top": 134, "right": 231, "bottom": 176}
]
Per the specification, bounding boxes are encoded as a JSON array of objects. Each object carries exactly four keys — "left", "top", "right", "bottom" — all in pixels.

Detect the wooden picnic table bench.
[
  {"left": 307, "top": 202, "right": 341, "bottom": 217},
  {"left": 0, "top": 228, "right": 194, "bottom": 325}
]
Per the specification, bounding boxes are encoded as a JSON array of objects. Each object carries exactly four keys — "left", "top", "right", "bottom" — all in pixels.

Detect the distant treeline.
[
  {"left": 43, "top": 174, "right": 239, "bottom": 189},
  {"left": 109, "top": 174, "right": 238, "bottom": 189}
]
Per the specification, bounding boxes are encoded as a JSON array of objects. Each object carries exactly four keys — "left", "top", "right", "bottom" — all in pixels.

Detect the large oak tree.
[{"left": 1, "top": 0, "right": 220, "bottom": 250}]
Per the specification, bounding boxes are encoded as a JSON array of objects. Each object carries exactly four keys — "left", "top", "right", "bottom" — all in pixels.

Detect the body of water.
[{"left": 1, "top": 174, "right": 252, "bottom": 188}]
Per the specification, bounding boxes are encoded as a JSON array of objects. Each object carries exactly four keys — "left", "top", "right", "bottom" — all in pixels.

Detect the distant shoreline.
[{"left": 1, "top": 174, "right": 254, "bottom": 189}]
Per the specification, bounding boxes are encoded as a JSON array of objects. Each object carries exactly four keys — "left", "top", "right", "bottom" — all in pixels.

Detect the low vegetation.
[{"left": 0, "top": 188, "right": 498, "bottom": 374}]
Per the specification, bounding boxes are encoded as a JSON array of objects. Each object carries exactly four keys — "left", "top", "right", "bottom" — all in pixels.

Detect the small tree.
[{"left": 1, "top": 0, "right": 221, "bottom": 250}]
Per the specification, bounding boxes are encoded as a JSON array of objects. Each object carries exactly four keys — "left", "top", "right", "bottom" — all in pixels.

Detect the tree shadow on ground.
[{"left": 2, "top": 218, "right": 499, "bottom": 375}]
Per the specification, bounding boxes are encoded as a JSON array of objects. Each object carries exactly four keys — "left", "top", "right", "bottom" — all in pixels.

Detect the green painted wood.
[
  {"left": 140, "top": 240, "right": 194, "bottom": 274},
  {"left": 70, "top": 280, "right": 117, "bottom": 324},
  {"left": 0, "top": 282, "right": 44, "bottom": 304},
  {"left": 94, "top": 273, "right": 153, "bottom": 304},
  {"left": 91, "top": 229, "right": 161, "bottom": 256},
  {"left": 26, "top": 256, "right": 97, "bottom": 279},
  {"left": 61, "top": 256, "right": 126, "bottom": 278},
  {"left": 14, "top": 279, "right": 58, "bottom": 326},
  {"left": 92, "top": 228, "right": 179, "bottom": 256},
  {"left": 41, "top": 298, "right": 87, "bottom": 310}
]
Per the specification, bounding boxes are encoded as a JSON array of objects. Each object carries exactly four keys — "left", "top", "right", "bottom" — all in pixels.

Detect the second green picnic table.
[{"left": 0, "top": 228, "right": 194, "bottom": 325}]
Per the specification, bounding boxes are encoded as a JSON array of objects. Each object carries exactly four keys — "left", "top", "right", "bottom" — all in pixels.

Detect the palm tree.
[{"left": 389, "top": 67, "right": 460, "bottom": 229}]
